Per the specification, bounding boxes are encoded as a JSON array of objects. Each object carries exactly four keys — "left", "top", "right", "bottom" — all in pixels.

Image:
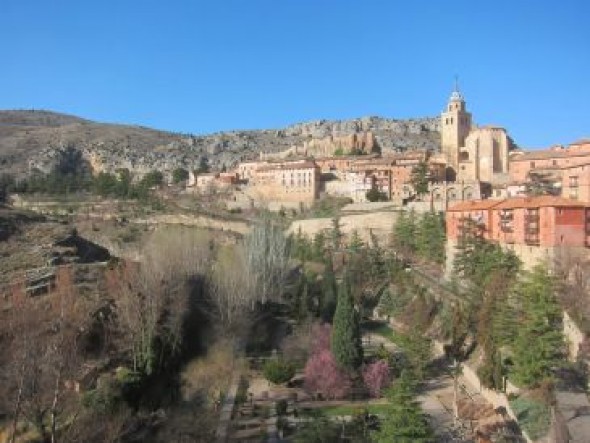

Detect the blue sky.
[{"left": 1, "top": 0, "right": 588, "bottom": 148}]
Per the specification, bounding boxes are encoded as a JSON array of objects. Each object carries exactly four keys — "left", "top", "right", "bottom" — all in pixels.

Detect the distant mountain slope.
[{"left": 0, "top": 110, "right": 440, "bottom": 176}]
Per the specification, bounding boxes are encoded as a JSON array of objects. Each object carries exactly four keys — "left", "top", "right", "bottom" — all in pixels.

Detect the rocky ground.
[{"left": 0, "top": 207, "right": 114, "bottom": 289}]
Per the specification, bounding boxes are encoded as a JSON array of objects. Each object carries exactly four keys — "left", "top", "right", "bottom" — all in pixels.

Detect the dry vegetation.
[{"left": 0, "top": 215, "right": 291, "bottom": 442}]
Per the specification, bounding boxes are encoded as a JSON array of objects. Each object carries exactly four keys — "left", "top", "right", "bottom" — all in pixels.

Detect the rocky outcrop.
[{"left": 1, "top": 110, "right": 440, "bottom": 179}]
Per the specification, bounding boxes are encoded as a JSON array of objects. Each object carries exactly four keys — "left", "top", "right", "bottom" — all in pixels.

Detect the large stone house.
[{"left": 249, "top": 160, "right": 320, "bottom": 205}]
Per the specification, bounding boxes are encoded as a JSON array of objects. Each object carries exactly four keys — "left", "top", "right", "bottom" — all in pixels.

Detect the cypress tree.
[
  {"left": 331, "top": 275, "right": 363, "bottom": 370},
  {"left": 320, "top": 255, "right": 338, "bottom": 322}
]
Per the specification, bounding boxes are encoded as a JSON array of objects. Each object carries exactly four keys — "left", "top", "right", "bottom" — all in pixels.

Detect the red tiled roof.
[
  {"left": 447, "top": 200, "right": 504, "bottom": 212},
  {"left": 511, "top": 149, "right": 590, "bottom": 161},
  {"left": 559, "top": 161, "right": 590, "bottom": 170},
  {"left": 494, "top": 196, "right": 589, "bottom": 210},
  {"left": 314, "top": 154, "right": 379, "bottom": 162},
  {"left": 257, "top": 161, "right": 318, "bottom": 172}
]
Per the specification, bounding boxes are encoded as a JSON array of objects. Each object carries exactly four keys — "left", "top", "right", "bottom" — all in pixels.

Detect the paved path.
[
  {"left": 365, "top": 322, "right": 472, "bottom": 442},
  {"left": 418, "top": 374, "right": 473, "bottom": 442}
]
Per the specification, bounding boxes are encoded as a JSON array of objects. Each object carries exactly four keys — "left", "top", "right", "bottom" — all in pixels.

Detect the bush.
[
  {"left": 276, "top": 399, "right": 288, "bottom": 416},
  {"left": 366, "top": 187, "right": 388, "bottom": 202},
  {"left": 509, "top": 396, "right": 551, "bottom": 440},
  {"left": 82, "top": 375, "right": 124, "bottom": 415},
  {"left": 263, "top": 358, "right": 296, "bottom": 385}
]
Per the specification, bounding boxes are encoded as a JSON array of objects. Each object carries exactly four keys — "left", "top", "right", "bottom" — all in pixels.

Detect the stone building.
[
  {"left": 250, "top": 160, "right": 320, "bottom": 205},
  {"left": 440, "top": 85, "right": 512, "bottom": 185},
  {"left": 323, "top": 171, "right": 374, "bottom": 202}
]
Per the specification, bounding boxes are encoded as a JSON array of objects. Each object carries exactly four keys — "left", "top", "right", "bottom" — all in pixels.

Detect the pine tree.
[
  {"left": 410, "top": 160, "right": 430, "bottom": 198},
  {"left": 416, "top": 211, "right": 445, "bottom": 263},
  {"left": 331, "top": 275, "right": 363, "bottom": 371},
  {"left": 511, "top": 266, "right": 564, "bottom": 388},
  {"left": 348, "top": 229, "right": 364, "bottom": 254},
  {"left": 311, "top": 231, "right": 326, "bottom": 261},
  {"left": 393, "top": 210, "right": 417, "bottom": 258},
  {"left": 375, "top": 371, "right": 434, "bottom": 443}
]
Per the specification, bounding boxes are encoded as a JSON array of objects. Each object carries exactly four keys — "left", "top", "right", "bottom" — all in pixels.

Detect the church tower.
[{"left": 441, "top": 81, "right": 472, "bottom": 173}]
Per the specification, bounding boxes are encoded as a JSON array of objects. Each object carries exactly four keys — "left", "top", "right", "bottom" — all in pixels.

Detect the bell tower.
[{"left": 441, "top": 79, "right": 472, "bottom": 173}]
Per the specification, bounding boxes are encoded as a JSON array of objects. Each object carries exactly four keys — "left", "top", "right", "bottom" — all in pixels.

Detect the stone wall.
[
  {"left": 288, "top": 210, "right": 398, "bottom": 244},
  {"left": 563, "top": 311, "right": 586, "bottom": 360}
]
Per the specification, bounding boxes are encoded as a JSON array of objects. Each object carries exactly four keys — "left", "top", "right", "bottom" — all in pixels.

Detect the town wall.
[{"left": 288, "top": 211, "right": 399, "bottom": 244}]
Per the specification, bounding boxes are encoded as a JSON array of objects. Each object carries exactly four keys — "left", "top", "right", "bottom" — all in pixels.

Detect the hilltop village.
[
  {"left": 3, "top": 88, "right": 590, "bottom": 443},
  {"left": 183, "top": 87, "right": 590, "bottom": 271}
]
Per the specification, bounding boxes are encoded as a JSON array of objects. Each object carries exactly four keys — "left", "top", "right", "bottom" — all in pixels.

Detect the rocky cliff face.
[{"left": 0, "top": 110, "right": 440, "bottom": 178}]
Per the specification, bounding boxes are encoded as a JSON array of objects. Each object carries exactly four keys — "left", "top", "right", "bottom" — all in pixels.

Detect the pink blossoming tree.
[
  {"left": 362, "top": 360, "right": 391, "bottom": 398},
  {"left": 304, "top": 349, "right": 351, "bottom": 400}
]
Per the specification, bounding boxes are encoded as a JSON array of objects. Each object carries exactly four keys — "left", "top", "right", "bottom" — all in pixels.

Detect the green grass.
[
  {"left": 362, "top": 320, "right": 400, "bottom": 344},
  {"left": 319, "top": 403, "right": 390, "bottom": 417}
]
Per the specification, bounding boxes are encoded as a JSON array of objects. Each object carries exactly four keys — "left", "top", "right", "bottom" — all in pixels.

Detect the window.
[
  {"left": 530, "top": 161, "right": 536, "bottom": 168},
  {"left": 500, "top": 209, "right": 514, "bottom": 233},
  {"left": 525, "top": 208, "right": 540, "bottom": 245}
]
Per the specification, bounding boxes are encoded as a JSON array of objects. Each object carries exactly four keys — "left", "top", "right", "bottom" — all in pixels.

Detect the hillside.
[{"left": 0, "top": 109, "right": 440, "bottom": 176}]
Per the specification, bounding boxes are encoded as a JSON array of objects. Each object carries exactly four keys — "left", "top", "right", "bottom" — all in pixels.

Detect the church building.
[{"left": 439, "top": 84, "right": 512, "bottom": 186}]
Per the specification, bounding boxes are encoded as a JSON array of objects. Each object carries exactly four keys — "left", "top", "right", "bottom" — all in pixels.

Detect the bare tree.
[
  {"left": 108, "top": 226, "right": 214, "bottom": 374},
  {"left": 3, "top": 266, "right": 87, "bottom": 443},
  {"left": 209, "top": 245, "right": 255, "bottom": 335},
  {"left": 243, "top": 217, "right": 290, "bottom": 304}
]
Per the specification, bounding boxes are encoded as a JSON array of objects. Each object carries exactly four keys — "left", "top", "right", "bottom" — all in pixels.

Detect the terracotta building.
[
  {"left": 509, "top": 140, "right": 590, "bottom": 183},
  {"left": 561, "top": 162, "right": 590, "bottom": 202},
  {"left": 446, "top": 196, "right": 590, "bottom": 272}
]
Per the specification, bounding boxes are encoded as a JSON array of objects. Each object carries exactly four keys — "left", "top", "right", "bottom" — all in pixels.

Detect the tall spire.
[{"left": 450, "top": 75, "right": 464, "bottom": 101}]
